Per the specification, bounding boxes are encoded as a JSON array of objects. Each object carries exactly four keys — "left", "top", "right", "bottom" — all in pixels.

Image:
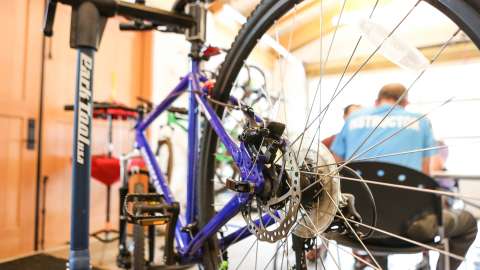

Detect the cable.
[{"left": 342, "top": 165, "right": 377, "bottom": 239}]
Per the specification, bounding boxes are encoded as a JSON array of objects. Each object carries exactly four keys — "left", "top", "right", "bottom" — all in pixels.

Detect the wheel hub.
[{"left": 293, "top": 143, "right": 341, "bottom": 238}]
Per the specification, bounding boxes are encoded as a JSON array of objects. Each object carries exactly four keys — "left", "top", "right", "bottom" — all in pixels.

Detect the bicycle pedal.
[
  {"left": 124, "top": 193, "right": 173, "bottom": 226},
  {"left": 124, "top": 195, "right": 180, "bottom": 265}
]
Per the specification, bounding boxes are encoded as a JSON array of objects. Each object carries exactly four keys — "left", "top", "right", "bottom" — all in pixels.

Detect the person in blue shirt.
[
  {"left": 322, "top": 104, "right": 362, "bottom": 149},
  {"left": 331, "top": 83, "right": 436, "bottom": 174},
  {"left": 331, "top": 83, "right": 477, "bottom": 270}
]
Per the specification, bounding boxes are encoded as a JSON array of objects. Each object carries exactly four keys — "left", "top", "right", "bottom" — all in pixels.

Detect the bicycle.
[
  {"left": 43, "top": 0, "right": 480, "bottom": 269},
  {"left": 116, "top": 63, "right": 273, "bottom": 269}
]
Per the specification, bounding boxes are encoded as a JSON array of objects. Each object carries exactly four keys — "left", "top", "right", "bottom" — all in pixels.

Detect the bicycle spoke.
[
  {"left": 273, "top": 5, "right": 298, "bottom": 139},
  {"left": 322, "top": 188, "right": 382, "bottom": 269},
  {"left": 295, "top": 209, "right": 342, "bottom": 270},
  {"left": 337, "top": 28, "right": 461, "bottom": 172},
  {"left": 235, "top": 238, "right": 259, "bottom": 270},
  {"left": 314, "top": 0, "right": 326, "bottom": 170},
  {"left": 280, "top": 240, "right": 286, "bottom": 270},
  {"left": 336, "top": 174, "right": 480, "bottom": 201},
  {"left": 336, "top": 214, "right": 465, "bottom": 262},
  {"left": 298, "top": 199, "right": 370, "bottom": 270},
  {"left": 311, "top": 204, "right": 467, "bottom": 265},
  {"left": 281, "top": 1, "right": 423, "bottom": 156},
  {"left": 297, "top": 0, "right": 347, "bottom": 161},
  {"left": 311, "top": 139, "right": 480, "bottom": 170},
  {"left": 285, "top": 235, "right": 290, "bottom": 270},
  {"left": 298, "top": 0, "right": 383, "bottom": 169},
  {"left": 296, "top": 169, "right": 480, "bottom": 201},
  {"left": 310, "top": 0, "right": 381, "bottom": 158},
  {"left": 221, "top": 213, "right": 267, "bottom": 258},
  {"left": 317, "top": 234, "right": 381, "bottom": 270},
  {"left": 263, "top": 229, "right": 295, "bottom": 270},
  {"left": 298, "top": 212, "right": 372, "bottom": 270},
  {"left": 333, "top": 96, "right": 455, "bottom": 174},
  {"left": 318, "top": 236, "right": 342, "bottom": 270}
]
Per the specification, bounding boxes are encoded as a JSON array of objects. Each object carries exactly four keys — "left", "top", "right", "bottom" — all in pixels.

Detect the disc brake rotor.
[
  {"left": 294, "top": 143, "right": 341, "bottom": 239},
  {"left": 241, "top": 146, "right": 302, "bottom": 243}
]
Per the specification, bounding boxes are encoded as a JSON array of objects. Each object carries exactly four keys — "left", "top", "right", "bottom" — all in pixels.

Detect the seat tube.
[
  {"left": 69, "top": 47, "right": 95, "bottom": 270},
  {"left": 186, "top": 60, "right": 200, "bottom": 225}
]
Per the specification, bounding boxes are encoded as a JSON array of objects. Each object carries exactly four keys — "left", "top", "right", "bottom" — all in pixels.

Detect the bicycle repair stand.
[
  {"left": 44, "top": 1, "right": 112, "bottom": 269},
  {"left": 43, "top": 1, "right": 195, "bottom": 269}
]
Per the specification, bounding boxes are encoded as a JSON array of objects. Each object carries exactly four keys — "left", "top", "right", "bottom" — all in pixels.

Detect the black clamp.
[
  {"left": 181, "top": 221, "right": 199, "bottom": 235},
  {"left": 43, "top": 0, "right": 116, "bottom": 50}
]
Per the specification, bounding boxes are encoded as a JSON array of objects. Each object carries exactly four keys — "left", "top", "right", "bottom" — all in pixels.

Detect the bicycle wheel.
[
  {"left": 198, "top": 0, "right": 480, "bottom": 269},
  {"left": 132, "top": 224, "right": 146, "bottom": 270}
]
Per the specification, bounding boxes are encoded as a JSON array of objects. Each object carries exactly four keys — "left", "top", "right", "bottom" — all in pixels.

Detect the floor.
[{"left": 33, "top": 221, "right": 480, "bottom": 269}]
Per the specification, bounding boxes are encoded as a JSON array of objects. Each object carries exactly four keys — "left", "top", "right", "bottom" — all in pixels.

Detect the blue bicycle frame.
[{"left": 133, "top": 59, "right": 273, "bottom": 262}]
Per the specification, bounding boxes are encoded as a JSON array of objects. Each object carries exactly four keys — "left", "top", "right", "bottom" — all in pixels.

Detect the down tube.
[{"left": 136, "top": 132, "right": 189, "bottom": 249}]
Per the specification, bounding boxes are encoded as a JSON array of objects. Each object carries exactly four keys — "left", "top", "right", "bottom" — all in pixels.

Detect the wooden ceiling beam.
[
  {"left": 276, "top": 1, "right": 341, "bottom": 52},
  {"left": 208, "top": 0, "right": 227, "bottom": 13},
  {"left": 277, "top": 1, "right": 324, "bottom": 25},
  {"left": 305, "top": 42, "right": 480, "bottom": 77},
  {"left": 276, "top": 0, "right": 394, "bottom": 52}
]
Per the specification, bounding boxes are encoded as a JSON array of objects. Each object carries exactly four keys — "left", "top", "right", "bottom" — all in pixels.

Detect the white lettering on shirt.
[{"left": 349, "top": 115, "right": 420, "bottom": 131}]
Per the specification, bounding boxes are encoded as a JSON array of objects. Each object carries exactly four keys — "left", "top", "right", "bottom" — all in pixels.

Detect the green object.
[
  {"left": 166, "top": 111, "right": 235, "bottom": 163},
  {"left": 215, "top": 144, "right": 234, "bottom": 163},
  {"left": 219, "top": 261, "right": 229, "bottom": 270},
  {"left": 167, "top": 112, "right": 188, "bottom": 132}
]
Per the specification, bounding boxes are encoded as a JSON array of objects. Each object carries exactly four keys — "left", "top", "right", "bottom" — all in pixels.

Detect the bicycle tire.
[
  {"left": 197, "top": 0, "right": 480, "bottom": 269},
  {"left": 132, "top": 224, "right": 146, "bottom": 270}
]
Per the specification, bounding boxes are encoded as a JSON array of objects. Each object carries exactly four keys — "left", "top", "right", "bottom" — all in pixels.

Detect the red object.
[
  {"left": 127, "top": 156, "right": 147, "bottom": 172},
  {"left": 93, "top": 106, "right": 137, "bottom": 120},
  {"left": 204, "top": 80, "right": 215, "bottom": 94},
  {"left": 202, "top": 46, "right": 221, "bottom": 58},
  {"left": 91, "top": 155, "right": 121, "bottom": 186},
  {"left": 322, "top": 134, "right": 336, "bottom": 150}
]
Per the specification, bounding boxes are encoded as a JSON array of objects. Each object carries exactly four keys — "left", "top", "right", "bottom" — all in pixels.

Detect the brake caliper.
[
  {"left": 328, "top": 193, "right": 364, "bottom": 238},
  {"left": 237, "top": 121, "right": 287, "bottom": 198}
]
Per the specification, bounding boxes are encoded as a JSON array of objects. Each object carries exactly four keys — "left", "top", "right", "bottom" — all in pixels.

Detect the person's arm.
[
  {"left": 429, "top": 154, "right": 444, "bottom": 171},
  {"left": 331, "top": 123, "right": 348, "bottom": 162},
  {"left": 422, "top": 156, "right": 432, "bottom": 176},
  {"left": 422, "top": 119, "right": 437, "bottom": 176},
  {"left": 333, "top": 153, "right": 344, "bottom": 163},
  {"left": 322, "top": 134, "right": 336, "bottom": 150}
]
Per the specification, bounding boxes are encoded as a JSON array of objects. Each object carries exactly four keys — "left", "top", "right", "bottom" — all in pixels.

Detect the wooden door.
[
  {"left": 41, "top": 5, "right": 152, "bottom": 248},
  {"left": 0, "top": 0, "right": 43, "bottom": 258}
]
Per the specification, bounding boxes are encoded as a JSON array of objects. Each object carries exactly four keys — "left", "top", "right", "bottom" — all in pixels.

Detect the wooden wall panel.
[
  {"left": 0, "top": 0, "right": 151, "bottom": 258},
  {"left": 0, "top": 0, "right": 28, "bottom": 103},
  {"left": 0, "top": 0, "right": 43, "bottom": 258},
  {"left": 0, "top": 117, "right": 24, "bottom": 251}
]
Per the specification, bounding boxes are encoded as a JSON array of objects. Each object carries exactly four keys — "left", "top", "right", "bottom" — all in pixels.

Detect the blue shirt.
[{"left": 331, "top": 105, "right": 436, "bottom": 171}]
